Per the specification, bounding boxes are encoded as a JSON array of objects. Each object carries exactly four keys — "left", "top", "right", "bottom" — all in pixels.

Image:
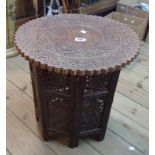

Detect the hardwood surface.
[{"left": 6, "top": 42, "right": 149, "bottom": 155}]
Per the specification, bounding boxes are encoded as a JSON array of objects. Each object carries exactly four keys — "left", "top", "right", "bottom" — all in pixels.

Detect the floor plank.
[
  {"left": 7, "top": 110, "right": 57, "bottom": 155},
  {"left": 85, "top": 130, "right": 144, "bottom": 155},
  {"left": 127, "top": 62, "right": 148, "bottom": 77},
  {"left": 139, "top": 42, "right": 149, "bottom": 57},
  {"left": 116, "top": 78, "right": 149, "bottom": 109},
  {"left": 6, "top": 59, "right": 33, "bottom": 98},
  {"left": 108, "top": 109, "right": 149, "bottom": 153},
  {"left": 134, "top": 54, "right": 148, "bottom": 67},
  {"left": 120, "top": 69, "right": 149, "bottom": 92},
  {"left": 8, "top": 55, "right": 30, "bottom": 73},
  {"left": 113, "top": 92, "right": 149, "bottom": 129}
]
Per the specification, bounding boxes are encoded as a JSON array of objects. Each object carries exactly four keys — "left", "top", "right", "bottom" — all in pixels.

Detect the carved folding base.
[{"left": 29, "top": 63, "right": 120, "bottom": 148}]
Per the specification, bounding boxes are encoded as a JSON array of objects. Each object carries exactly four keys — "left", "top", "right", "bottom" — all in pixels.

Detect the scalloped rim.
[{"left": 14, "top": 14, "right": 140, "bottom": 76}]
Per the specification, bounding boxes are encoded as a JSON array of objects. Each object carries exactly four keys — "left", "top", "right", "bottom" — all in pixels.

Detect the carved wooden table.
[{"left": 15, "top": 14, "right": 139, "bottom": 148}]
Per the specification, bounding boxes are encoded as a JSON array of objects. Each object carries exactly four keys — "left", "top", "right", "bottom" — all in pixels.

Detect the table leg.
[
  {"left": 68, "top": 76, "right": 84, "bottom": 147},
  {"left": 29, "top": 63, "right": 39, "bottom": 122},
  {"left": 92, "top": 70, "right": 120, "bottom": 141}
]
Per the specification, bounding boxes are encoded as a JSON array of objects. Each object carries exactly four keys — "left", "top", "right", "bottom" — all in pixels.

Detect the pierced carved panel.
[
  {"left": 46, "top": 95, "right": 70, "bottom": 134},
  {"left": 43, "top": 70, "right": 70, "bottom": 94},
  {"left": 80, "top": 95, "right": 106, "bottom": 132},
  {"left": 83, "top": 75, "right": 109, "bottom": 94}
]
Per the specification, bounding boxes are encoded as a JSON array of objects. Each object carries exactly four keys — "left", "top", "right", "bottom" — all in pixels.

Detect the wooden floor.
[{"left": 6, "top": 42, "right": 149, "bottom": 155}]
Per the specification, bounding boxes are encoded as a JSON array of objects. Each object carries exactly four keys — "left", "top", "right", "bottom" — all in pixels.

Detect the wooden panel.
[
  {"left": 6, "top": 110, "right": 56, "bottom": 155},
  {"left": 6, "top": 59, "right": 33, "bottom": 98},
  {"left": 37, "top": 0, "right": 45, "bottom": 16},
  {"left": 139, "top": 42, "right": 149, "bottom": 57},
  {"left": 9, "top": 55, "right": 30, "bottom": 73},
  {"left": 16, "top": 0, "right": 34, "bottom": 19},
  {"left": 6, "top": 81, "right": 39, "bottom": 134},
  {"left": 80, "top": 0, "right": 118, "bottom": 14},
  {"left": 134, "top": 54, "right": 148, "bottom": 67},
  {"left": 108, "top": 109, "right": 149, "bottom": 153},
  {"left": 113, "top": 92, "right": 149, "bottom": 129},
  {"left": 116, "top": 79, "right": 149, "bottom": 108},
  {"left": 85, "top": 130, "right": 144, "bottom": 155},
  {"left": 120, "top": 41, "right": 149, "bottom": 92},
  {"left": 120, "top": 69, "right": 149, "bottom": 92},
  {"left": 127, "top": 62, "right": 148, "bottom": 77}
]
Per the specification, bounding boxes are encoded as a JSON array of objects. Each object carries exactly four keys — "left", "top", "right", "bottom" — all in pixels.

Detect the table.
[{"left": 15, "top": 14, "right": 139, "bottom": 148}]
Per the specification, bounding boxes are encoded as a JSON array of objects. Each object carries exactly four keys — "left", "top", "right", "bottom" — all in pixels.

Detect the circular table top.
[{"left": 15, "top": 14, "right": 140, "bottom": 76}]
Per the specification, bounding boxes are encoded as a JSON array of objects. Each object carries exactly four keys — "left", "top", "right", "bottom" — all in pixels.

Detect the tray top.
[{"left": 15, "top": 14, "right": 139, "bottom": 76}]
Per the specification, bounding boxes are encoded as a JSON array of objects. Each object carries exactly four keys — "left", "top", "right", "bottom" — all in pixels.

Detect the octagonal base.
[{"left": 29, "top": 63, "right": 120, "bottom": 148}]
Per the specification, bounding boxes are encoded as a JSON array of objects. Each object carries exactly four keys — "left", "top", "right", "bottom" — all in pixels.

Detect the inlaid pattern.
[{"left": 15, "top": 14, "right": 140, "bottom": 76}]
